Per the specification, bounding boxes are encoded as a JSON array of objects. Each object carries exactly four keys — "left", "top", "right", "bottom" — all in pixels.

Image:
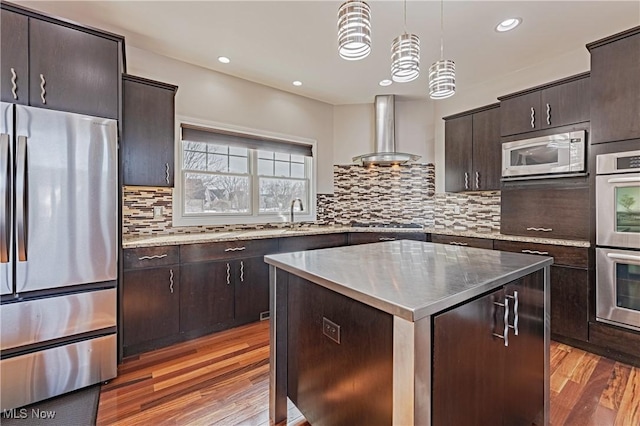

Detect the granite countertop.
[
  {"left": 265, "top": 240, "right": 553, "bottom": 322},
  {"left": 123, "top": 225, "right": 590, "bottom": 249}
]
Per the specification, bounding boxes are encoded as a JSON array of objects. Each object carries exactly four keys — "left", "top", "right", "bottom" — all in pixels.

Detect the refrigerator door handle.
[
  {"left": 16, "top": 135, "right": 27, "bottom": 262},
  {"left": 0, "top": 133, "right": 10, "bottom": 263}
]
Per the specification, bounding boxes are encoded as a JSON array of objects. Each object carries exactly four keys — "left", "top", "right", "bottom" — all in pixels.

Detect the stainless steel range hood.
[{"left": 352, "top": 94, "right": 421, "bottom": 166}]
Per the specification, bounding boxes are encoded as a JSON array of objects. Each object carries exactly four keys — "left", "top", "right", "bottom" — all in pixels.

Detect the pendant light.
[
  {"left": 429, "top": 0, "right": 455, "bottom": 99},
  {"left": 391, "top": 0, "right": 420, "bottom": 83},
  {"left": 337, "top": 0, "right": 372, "bottom": 61}
]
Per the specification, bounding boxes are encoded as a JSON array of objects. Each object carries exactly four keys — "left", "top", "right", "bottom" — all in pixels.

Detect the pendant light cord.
[
  {"left": 440, "top": 0, "right": 444, "bottom": 59},
  {"left": 403, "top": 0, "right": 407, "bottom": 34}
]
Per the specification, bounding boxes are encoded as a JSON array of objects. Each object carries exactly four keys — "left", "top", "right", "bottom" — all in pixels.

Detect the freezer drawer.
[
  {"left": 1, "top": 288, "right": 116, "bottom": 351},
  {"left": 0, "top": 334, "right": 116, "bottom": 410}
]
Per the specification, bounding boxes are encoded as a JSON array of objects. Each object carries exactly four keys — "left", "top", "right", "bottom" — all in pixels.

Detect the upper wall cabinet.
[
  {"left": 587, "top": 26, "right": 640, "bottom": 145},
  {"left": 444, "top": 103, "right": 501, "bottom": 192},
  {"left": 0, "top": 5, "right": 123, "bottom": 119},
  {"left": 498, "top": 72, "right": 590, "bottom": 137},
  {"left": 122, "top": 74, "right": 178, "bottom": 187}
]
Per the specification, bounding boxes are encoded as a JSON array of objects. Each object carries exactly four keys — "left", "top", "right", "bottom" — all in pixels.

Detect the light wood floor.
[{"left": 98, "top": 321, "right": 640, "bottom": 425}]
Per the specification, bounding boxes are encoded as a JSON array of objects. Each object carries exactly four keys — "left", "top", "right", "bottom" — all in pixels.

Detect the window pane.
[
  {"left": 259, "top": 178, "right": 307, "bottom": 213},
  {"left": 258, "top": 159, "right": 274, "bottom": 176},
  {"left": 275, "top": 152, "right": 290, "bottom": 161},
  {"left": 184, "top": 141, "right": 207, "bottom": 152},
  {"left": 183, "top": 151, "right": 207, "bottom": 170},
  {"left": 291, "top": 155, "right": 306, "bottom": 163},
  {"left": 229, "top": 146, "right": 248, "bottom": 157},
  {"left": 229, "top": 155, "right": 248, "bottom": 174},
  {"left": 275, "top": 161, "right": 290, "bottom": 177},
  {"left": 258, "top": 150, "right": 274, "bottom": 160},
  {"left": 209, "top": 154, "right": 228, "bottom": 172},
  {"left": 291, "top": 162, "right": 305, "bottom": 178},
  {"left": 184, "top": 172, "right": 250, "bottom": 214}
]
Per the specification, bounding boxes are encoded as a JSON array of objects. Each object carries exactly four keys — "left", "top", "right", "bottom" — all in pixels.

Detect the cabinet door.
[
  {"left": 444, "top": 114, "right": 473, "bottom": 192},
  {"left": 278, "top": 233, "right": 348, "bottom": 253},
  {"left": 29, "top": 18, "right": 119, "bottom": 119},
  {"left": 550, "top": 266, "right": 588, "bottom": 342},
  {"left": 590, "top": 31, "right": 640, "bottom": 144},
  {"left": 500, "top": 91, "right": 541, "bottom": 136},
  {"left": 234, "top": 257, "right": 270, "bottom": 321},
  {"left": 123, "top": 267, "right": 179, "bottom": 347},
  {"left": 122, "top": 76, "right": 177, "bottom": 187},
  {"left": 431, "top": 234, "right": 494, "bottom": 249},
  {"left": 471, "top": 106, "right": 501, "bottom": 190},
  {"left": 180, "top": 261, "right": 234, "bottom": 333},
  {"left": 433, "top": 287, "right": 506, "bottom": 425},
  {"left": 1, "top": 10, "right": 28, "bottom": 104},
  {"left": 503, "top": 270, "right": 545, "bottom": 425},
  {"left": 540, "top": 77, "right": 590, "bottom": 129}
]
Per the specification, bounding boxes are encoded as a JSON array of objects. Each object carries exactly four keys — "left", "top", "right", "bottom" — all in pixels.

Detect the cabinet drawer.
[
  {"left": 348, "top": 232, "right": 426, "bottom": 245},
  {"left": 493, "top": 240, "right": 588, "bottom": 268},
  {"left": 431, "top": 234, "right": 494, "bottom": 250},
  {"left": 278, "top": 233, "right": 348, "bottom": 253},
  {"left": 123, "top": 246, "right": 180, "bottom": 269},
  {"left": 500, "top": 183, "right": 589, "bottom": 241},
  {"left": 180, "top": 238, "right": 278, "bottom": 263}
]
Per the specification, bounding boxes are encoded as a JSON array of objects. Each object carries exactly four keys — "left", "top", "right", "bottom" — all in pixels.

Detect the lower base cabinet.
[
  {"left": 433, "top": 270, "right": 545, "bottom": 425},
  {"left": 550, "top": 266, "right": 589, "bottom": 341}
]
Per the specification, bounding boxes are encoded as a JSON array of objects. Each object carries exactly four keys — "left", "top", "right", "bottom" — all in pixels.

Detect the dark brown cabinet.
[
  {"left": 1, "top": 9, "right": 28, "bottom": 104},
  {"left": 500, "top": 180, "right": 589, "bottom": 241},
  {"left": 499, "top": 73, "right": 590, "bottom": 137},
  {"left": 0, "top": 3, "right": 122, "bottom": 118},
  {"left": 122, "top": 75, "right": 178, "bottom": 187},
  {"left": 233, "top": 256, "right": 270, "bottom": 321},
  {"left": 444, "top": 103, "right": 501, "bottom": 192},
  {"left": 588, "top": 26, "right": 640, "bottom": 144},
  {"left": 433, "top": 271, "right": 545, "bottom": 425},
  {"left": 348, "top": 231, "right": 426, "bottom": 245},
  {"left": 278, "top": 233, "right": 348, "bottom": 252},
  {"left": 431, "top": 234, "right": 494, "bottom": 250},
  {"left": 494, "top": 240, "right": 589, "bottom": 343}
]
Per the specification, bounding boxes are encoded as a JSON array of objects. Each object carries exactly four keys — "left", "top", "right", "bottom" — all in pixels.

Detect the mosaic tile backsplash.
[{"left": 123, "top": 164, "right": 500, "bottom": 237}]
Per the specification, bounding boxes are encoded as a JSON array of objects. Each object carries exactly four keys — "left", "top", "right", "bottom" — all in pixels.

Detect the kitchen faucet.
[{"left": 290, "top": 198, "right": 304, "bottom": 228}]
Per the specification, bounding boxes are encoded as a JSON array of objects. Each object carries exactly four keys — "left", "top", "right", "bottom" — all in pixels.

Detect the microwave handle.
[{"left": 607, "top": 177, "right": 640, "bottom": 184}]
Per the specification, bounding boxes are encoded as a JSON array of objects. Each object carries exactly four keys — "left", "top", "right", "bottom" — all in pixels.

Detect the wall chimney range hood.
[{"left": 352, "top": 94, "right": 421, "bottom": 166}]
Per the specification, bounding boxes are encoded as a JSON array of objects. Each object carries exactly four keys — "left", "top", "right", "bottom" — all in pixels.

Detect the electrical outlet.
[
  {"left": 153, "top": 206, "right": 163, "bottom": 218},
  {"left": 322, "top": 317, "right": 341, "bottom": 344}
]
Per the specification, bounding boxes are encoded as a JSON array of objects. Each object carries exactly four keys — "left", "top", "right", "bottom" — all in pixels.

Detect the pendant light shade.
[
  {"left": 391, "top": 33, "right": 420, "bottom": 83},
  {"left": 428, "top": 59, "right": 456, "bottom": 99},
  {"left": 337, "top": 0, "right": 372, "bottom": 61},
  {"left": 429, "top": 0, "right": 455, "bottom": 99}
]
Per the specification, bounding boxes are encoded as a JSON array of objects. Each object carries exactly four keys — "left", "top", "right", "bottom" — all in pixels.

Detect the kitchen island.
[{"left": 265, "top": 240, "right": 552, "bottom": 425}]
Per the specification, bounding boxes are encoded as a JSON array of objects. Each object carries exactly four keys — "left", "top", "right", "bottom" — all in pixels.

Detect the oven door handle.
[
  {"left": 607, "top": 253, "right": 640, "bottom": 264},
  {"left": 607, "top": 177, "right": 640, "bottom": 184}
]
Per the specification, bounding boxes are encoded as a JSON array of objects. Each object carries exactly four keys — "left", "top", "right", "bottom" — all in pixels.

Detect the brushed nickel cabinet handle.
[
  {"left": 40, "top": 74, "right": 46, "bottom": 104},
  {"left": 449, "top": 241, "right": 468, "bottom": 246},
  {"left": 521, "top": 249, "right": 549, "bottom": 255},
  {"left": 507, "top": 291, "right": 519, "bottom": 336},
  {"left": 169, "top": 269, "right": 174, "bottom": 293},
  {"left": 546, "top": 103, "right": 551, "bottom": 125},
  {"left": 379, "top": 237, "right": 396, "bottom": 241},
  {"left": 226, "top": 263, "right": 231, "bottom": 285},
  {"left": 530, "top": 107, "right": 535, "bottom": 128},
  {"left": 138, "top": 254, "right": 168, "bottom": 260},
  {"left": 526, "top": 227, "right": 552, "bottom": 232},
  {"left": 224, "top": 247, "right": 246, "bottom": 252},
  {"left": 240, "top": 261, "right": 244, "bottom": 282},
  {"left": 475, "top": 171, "right": 480, "bottom": 189},
  {"left": 464, "top": 172, "right": 469, "bottom": 190},
  {"left": 493, "top": 298, "right": 509, "bottom": 347},
  {"left": 165, "top": 162, "right": 170, "bottom": 184},
  {"left": 10, "top": 68, "right": 17, "bottom": 100}
]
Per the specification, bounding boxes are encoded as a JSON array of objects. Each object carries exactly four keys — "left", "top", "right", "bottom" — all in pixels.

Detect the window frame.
[{"left": 173, "top": 116, "right": 317, "bottom": 227}]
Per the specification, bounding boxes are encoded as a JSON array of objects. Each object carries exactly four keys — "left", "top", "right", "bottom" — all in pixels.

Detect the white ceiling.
[{"left": 13, "top": 1, "right": 640, "bottom": 105}]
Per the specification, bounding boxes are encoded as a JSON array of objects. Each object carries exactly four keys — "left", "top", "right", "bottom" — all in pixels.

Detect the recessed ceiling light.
[
  {"left": 292, "top": 81, "right": 303, "bottom": 86},
  {"left": 496, "top": 18, "right": 522, "bottom": 32},
  {"left": 379, "top": 79, "right": 393, "bottom": 87},
  {"left": 218, "top": 56, "right": 230, "bottom": 64}
]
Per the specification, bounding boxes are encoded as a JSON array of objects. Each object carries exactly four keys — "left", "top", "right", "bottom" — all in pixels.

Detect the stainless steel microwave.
[{"left": 501, "top": 130, "right": 586, "bottom": 179}]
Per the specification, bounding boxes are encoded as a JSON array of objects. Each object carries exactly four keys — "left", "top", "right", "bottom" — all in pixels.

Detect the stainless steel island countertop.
[{"left": 264, "top": 239, "right": 553, "bottom": 322}]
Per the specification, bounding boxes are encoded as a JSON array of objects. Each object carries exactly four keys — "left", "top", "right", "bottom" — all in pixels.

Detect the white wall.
[
  {"left": 333, "top": 99, "right": 435, "bottom": 165},
  {"left": 125, "top": 46, "right": 335, "bottom": 194}
]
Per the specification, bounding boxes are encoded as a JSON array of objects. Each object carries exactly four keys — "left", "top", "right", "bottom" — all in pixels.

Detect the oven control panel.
[
  {"left": 597, "top": 150, "right": 640, "bottom": 175},
  {"left": 617, "top": 155, "right": 640, "bottom": 170}
]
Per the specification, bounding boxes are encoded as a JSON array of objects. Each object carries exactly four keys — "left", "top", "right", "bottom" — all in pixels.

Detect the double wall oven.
[{"left": 596, "top": 150, "right": 640, "bottom": 331}]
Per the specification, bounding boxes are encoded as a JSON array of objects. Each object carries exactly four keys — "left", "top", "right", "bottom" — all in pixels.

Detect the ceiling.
[{"left": 12, "top": 1, "right": 640, "bottom": 105}]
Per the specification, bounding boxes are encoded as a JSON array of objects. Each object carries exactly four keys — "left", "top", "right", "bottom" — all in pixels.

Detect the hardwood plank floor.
[{"left": 98, "top": 322, "right": 640, "bottom": 425}]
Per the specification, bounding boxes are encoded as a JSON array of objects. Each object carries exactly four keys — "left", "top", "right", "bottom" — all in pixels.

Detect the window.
[{"left": 174, "top": 119, "right": 316, "bottom": 226}]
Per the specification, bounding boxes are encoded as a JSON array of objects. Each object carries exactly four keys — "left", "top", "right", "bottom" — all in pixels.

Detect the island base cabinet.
[
  {"left": 287, "top": 275, "right": 393, "bottom": 426},
  {"left": 433, "top": 270, "right": 545, "bottom": 426}
]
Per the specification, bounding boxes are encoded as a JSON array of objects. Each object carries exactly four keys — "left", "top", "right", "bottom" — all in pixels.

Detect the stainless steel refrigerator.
[{"left": 0, "top": 102, "right": 118, "bottom": 410}]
